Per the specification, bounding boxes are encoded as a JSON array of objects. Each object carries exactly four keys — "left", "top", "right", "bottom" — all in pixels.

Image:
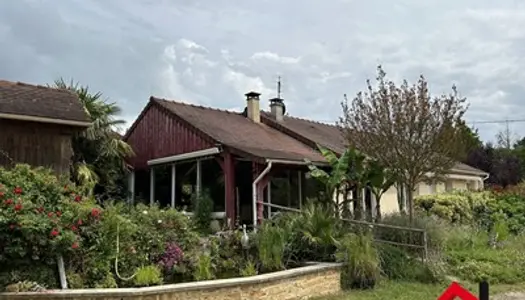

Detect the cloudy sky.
[{"left": 1, "top": 0, "right": 524, "bottom": 142}]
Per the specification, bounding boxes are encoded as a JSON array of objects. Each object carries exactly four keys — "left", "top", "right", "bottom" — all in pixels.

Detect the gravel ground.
[{"left": 494, "top": 292, "right": 525, "bottom": 300}]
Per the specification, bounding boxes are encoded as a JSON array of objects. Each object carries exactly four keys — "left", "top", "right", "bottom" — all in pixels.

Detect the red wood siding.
[{"left": 126, "top": 104, "right": 215, "bottom": 170}]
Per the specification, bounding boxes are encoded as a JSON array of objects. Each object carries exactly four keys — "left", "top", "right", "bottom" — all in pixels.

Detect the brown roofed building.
[
  {"left": 0, "top": 80, "right": 90, "bottom": 174},
  {"left": 125, "top": 91, "right": 489, "bottom": 226},
  {"left": 124, "top": 92, "right": 328, "bottom": 228},
  {"left": 260, "top": 96, "right": 489, "bottom": 217}
]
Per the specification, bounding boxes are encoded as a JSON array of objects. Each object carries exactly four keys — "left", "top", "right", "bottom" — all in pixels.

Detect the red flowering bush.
[{"left": 0, "top": 164, "right": 101, "bottom": 267}]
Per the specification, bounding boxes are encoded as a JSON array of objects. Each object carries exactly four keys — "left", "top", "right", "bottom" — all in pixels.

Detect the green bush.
[
  {"left": 257, "top": 221, "right": 287, "bottom": 272},
  {"left": 273, "top": 203, "right": 342, "bottom": 263},
  {"left": 444, "top": 229, "right": 525, "bottom": 284},
  {"left": 133, "top": 265, "right": 162, "bottom": 287},
  {"left": 336, "top": 233, "right": 380, "bottom": 290},
  {"left": 191, "top": 189, "right": 214, "bottom": 233},
  {"left": 378, "top": 244, "right": 441, "bottom": 283},
  {"left": 415, "top": 191, "right": 495, "bottom": 226},
  {"left": 0, "top": 164, "right": 101, "bottom": 288}
]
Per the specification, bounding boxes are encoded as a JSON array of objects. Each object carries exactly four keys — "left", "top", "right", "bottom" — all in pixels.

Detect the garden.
[{"left": 3, "top": 163, "right": 525, "bottom": 300}]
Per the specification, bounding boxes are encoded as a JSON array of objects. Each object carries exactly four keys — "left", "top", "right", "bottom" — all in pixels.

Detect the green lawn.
[{"left": 314, "top": 281, "right": 525, "bottom": 300}]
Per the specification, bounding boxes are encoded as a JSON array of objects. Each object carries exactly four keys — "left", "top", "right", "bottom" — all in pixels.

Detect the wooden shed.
[{"left": 0, "top": 80, "right": 91, "bottom": 174}]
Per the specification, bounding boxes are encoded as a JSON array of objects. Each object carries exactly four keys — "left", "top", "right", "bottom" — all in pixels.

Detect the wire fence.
[{"left": 259, "top": 201, "right": 428, "bottom": 261}]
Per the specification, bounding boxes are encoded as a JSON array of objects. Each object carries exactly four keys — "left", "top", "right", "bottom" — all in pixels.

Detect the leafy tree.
[
  {"left": 340, "top": 66, "right": 469, "bottom": 222},
  {"left": 51, "top": 78, "right": 133, "bottom": 199},
  {"left": 458, "top": 120, "right": 482, "bottom": 153}
]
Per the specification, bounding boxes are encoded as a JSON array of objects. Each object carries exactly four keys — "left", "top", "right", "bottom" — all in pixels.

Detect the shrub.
[
  {"left": 257, "top": 221, "right": 287, "bottom": 272},
  {"left": 378, "top": 244, "right": 441, "bottom": 283},
  {"left": 0, "top": 164, "right": 100, "bottom": 288},
  {"left": 273, "top": 203, "right": 342, "bottom": 263},
  {"left": 336, "top": 233, "right": 380, "bottom": 290},
  {"left": 489, "top": 192, "right": 525, "bottom": 234},
  {"left": 444, "top": 229, "right": 525, "bottom": 284},
  {"left": 208, "top": 229, "right": 256, "bottom": 279},
  {"left": 191, "top": 189, "right": 214, "bottom": 233},
  {"left": 133, "top": 265, "right": 162, "bottom": 287},
  {"left": 415, "top": 191, "right": 495, "bottom": 226}
]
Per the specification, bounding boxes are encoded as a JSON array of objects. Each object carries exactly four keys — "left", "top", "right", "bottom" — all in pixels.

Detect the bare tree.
[{"left": 340, "top": 66, "right": 469, "bottom": 222}]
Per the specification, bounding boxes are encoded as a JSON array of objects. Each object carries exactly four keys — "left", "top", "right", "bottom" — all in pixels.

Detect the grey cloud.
[{"left": 1, "top": 0, "right": 525, "bottom": 141}]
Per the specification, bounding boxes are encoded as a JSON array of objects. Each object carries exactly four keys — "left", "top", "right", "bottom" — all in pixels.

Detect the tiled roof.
[
  {"left": 0, "top": 80, "right": 89, "bottom": 124},
  {"left": 261, "top": 112, "right": 488, "bottom": 176},
  {"left": 151, "top": 97, "right": 327, "bottom": 163},
  {"left": 261, "top": 112, "right": 346, "bottom": 153},
  {"left": 452, "top": 162, "right": 488, "bottom": 176}
]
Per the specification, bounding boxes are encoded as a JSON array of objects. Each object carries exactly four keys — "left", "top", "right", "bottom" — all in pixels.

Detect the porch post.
[
  {"left": 253, "top": 162, "right": 271, "bottom": 225},
  {"left": 287, "top": 170, "right": 292, "bottom": 207},
  {"left": 171, "top": 164, "right": 176, "bottom": 208},
  {"left": 127, "top": 170, "right": 135, "bottom": 204},
  {"left": 149, "top": 167, "right": 155, "bottom": 205},
  {"left": 267, "top": 181, "right": 272, "bottom": 217},
  {"left": 298, "top": 170, "right": 303, "bottom": 210},
  {"left": 224, "top": 152, "right": 236, "bottom": 226},
  {"left": 196, "top": 159, "right": 202, "bottom": 196}
]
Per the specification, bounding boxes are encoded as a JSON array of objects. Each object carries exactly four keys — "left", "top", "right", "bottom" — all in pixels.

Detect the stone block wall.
[{"left": 0, "top": 263, "right": 341, "bottom": 300}]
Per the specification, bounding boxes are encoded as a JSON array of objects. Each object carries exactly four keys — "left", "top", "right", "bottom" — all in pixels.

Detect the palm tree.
[
  {"left": 306, "top": 145, "right": 397, "bottom": 221},
  {"left": 306, "top": 146, "right": 368, "bottom": 219},
  {"left": 52, "top": 78, "right": 134, "bottom": 199}
]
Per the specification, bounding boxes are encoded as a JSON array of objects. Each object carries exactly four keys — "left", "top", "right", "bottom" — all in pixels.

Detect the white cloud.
[{"left": 250, "top": 51, "right": 301, "bottom": 64}]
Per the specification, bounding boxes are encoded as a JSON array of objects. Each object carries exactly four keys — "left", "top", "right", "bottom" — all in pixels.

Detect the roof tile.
[
  {"left": 261, "top": 111, "right": 488, "bottom": 176},
  {"left": 0, "top": 80, "right": 89, "bottom": 123},
  {"left": 152, "top": 98, "right": 326, "bottom": 163}
]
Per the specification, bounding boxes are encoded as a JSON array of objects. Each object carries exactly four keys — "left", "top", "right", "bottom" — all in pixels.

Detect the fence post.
[
  {"left": 479, "top": 281, "right": 489, "bottom": 300},
  {"left": 422, "top": 231, "right": 428, "bottom": 262}
]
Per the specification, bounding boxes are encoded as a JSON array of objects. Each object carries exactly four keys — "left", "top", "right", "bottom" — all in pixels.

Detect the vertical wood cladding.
[
  {"left": 126, "top": 104, "right": 215, "bottom": 170},
  {"left": 0, "top": 119, "right": 74, "bottom": 174}
]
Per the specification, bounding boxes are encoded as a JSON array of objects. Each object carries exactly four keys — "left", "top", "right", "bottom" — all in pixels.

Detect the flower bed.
[{"left": 0, "top": 263, "right": 342, "bottom": 300}]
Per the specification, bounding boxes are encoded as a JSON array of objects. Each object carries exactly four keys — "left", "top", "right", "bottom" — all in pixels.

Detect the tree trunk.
[
  {"left": 407, "top": 188, "right": 414, "bottom": 224},
  {"left": 374, "top": 193, "right": 382, "bottom": 222},
  {"left": 396, "top": 183, "right": 406, "bottom": 213},
  {"left": 354, "top": 187, "right": 363, "bottom": 220}
]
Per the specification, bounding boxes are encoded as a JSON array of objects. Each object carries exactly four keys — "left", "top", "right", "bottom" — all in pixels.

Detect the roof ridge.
[
  {"left": 262, "top": 110, "right": 340, "bottom": 128},
  {"left": 151, "top": 96, "right": 244, "bottom": 116}
]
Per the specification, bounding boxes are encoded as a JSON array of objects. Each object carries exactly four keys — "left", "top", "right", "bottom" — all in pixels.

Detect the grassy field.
[{"left": 314, "top": 281, "right": 525, "bottom": 300}]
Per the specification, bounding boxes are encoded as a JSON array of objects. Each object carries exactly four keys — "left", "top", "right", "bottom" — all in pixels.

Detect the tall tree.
[
  {"left": 52, "top": 78, "right": 134, "bottom": 199},
  {"left": 340, "top": 66, "right": 469, "bottom": 222}
]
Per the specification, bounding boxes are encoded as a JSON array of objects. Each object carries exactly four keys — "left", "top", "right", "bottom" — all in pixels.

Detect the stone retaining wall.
[{"left": 0, "top": 263, "right": 341, "bottom": 300}]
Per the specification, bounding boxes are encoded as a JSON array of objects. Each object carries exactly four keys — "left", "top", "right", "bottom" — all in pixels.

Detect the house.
[
  {"left": 124, "top": 92, "right": 327, "bottom": 228},
  {"left": 259, "top": 97, "right": 489, "bottom": 216},
  {"left": 0, "top": 80, "right": 91, "bottom": 174},
  {"left": 124, "top": 91, "right": 488, "bottom": 226}
]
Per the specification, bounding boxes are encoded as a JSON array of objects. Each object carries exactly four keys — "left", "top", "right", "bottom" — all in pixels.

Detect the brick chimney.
[
  {"left": 269, "top": 97, "right": 285, "bottom": 122},
  {"left": 245, "top": 91, "right": 261, "bottom": 123}
]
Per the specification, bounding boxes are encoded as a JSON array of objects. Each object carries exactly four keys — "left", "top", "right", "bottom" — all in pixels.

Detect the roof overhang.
[
  {"left": 147, "top": 147, "right": 221, "bottom": 166},
  {"left": 0, "top": 112, "right": 91, "bottom": 127}
]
